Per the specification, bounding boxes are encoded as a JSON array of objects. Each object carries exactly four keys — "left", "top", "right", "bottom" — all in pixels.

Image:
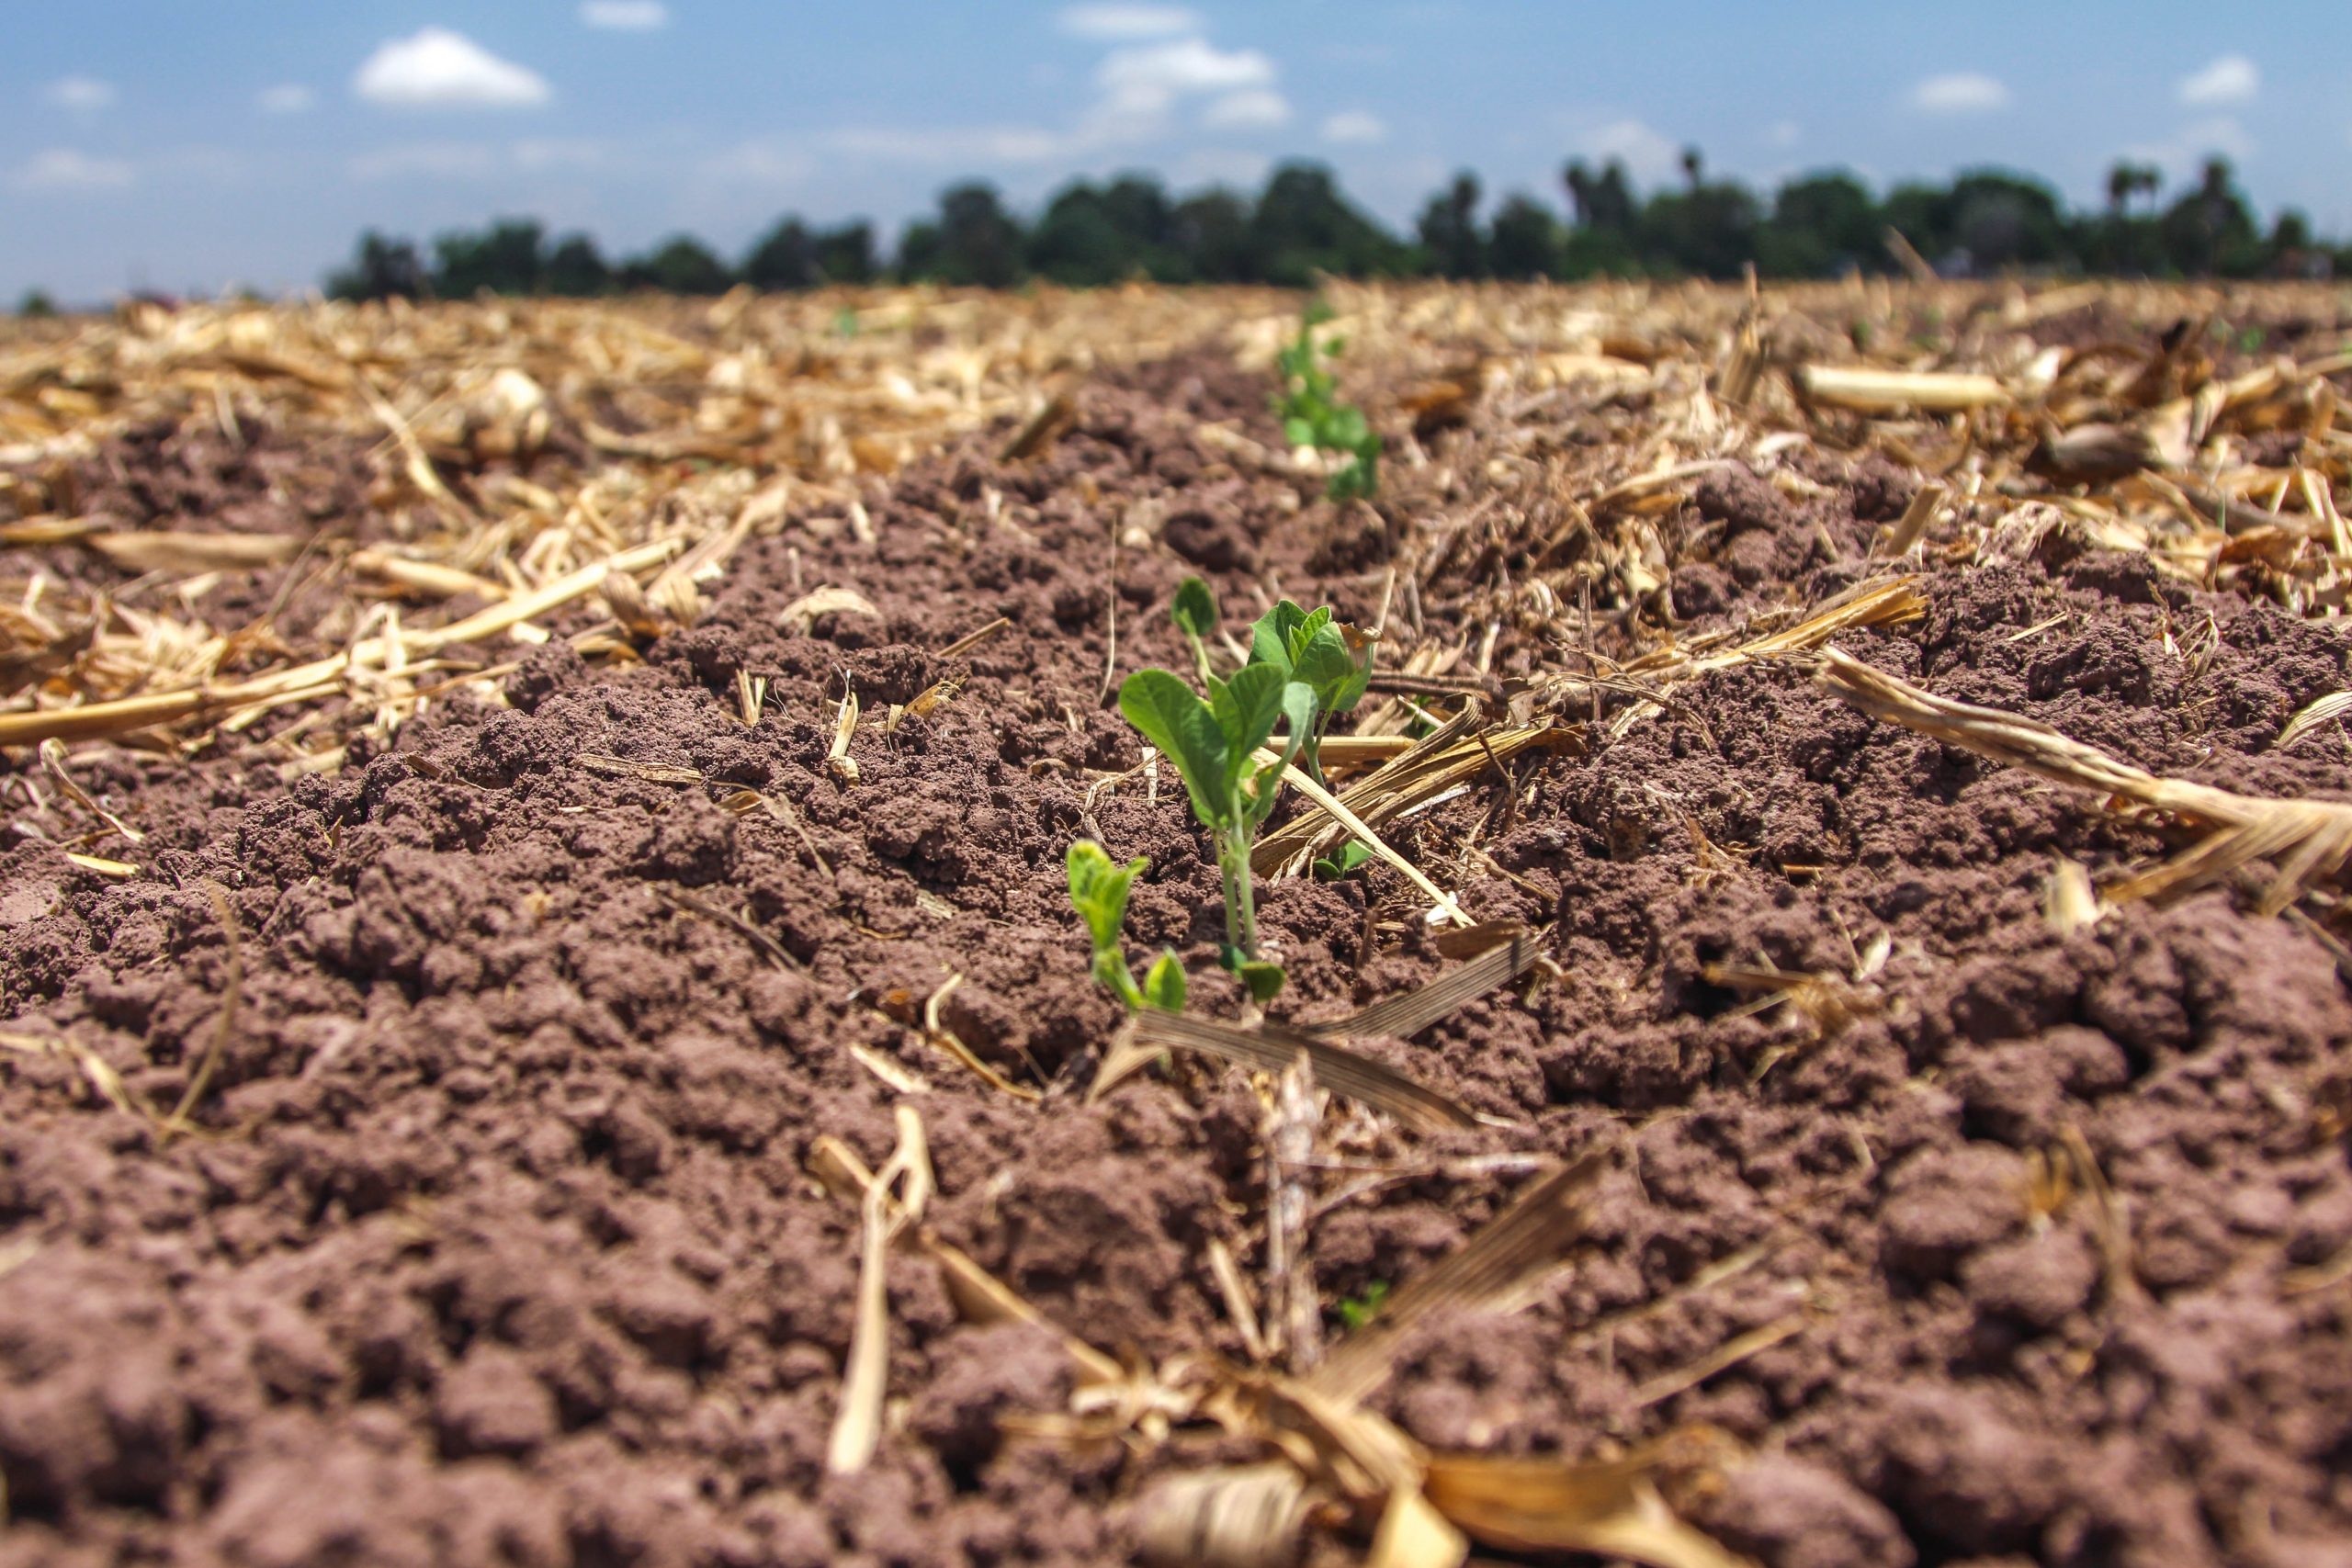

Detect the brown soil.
[{"left": 5, "top": 297, "right": 2352, "bottom": 1568}]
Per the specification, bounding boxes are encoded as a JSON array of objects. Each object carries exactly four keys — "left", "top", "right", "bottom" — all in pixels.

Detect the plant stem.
[
  {"left": 1094, "top": 947, "right": 1143, "bottom": 1010},
  {"left": 1186, "top": 633, "right": 1215, "bottom": 689},
  {"left": 1219, "top": 825, "right": 1258, "bottom": 961}
]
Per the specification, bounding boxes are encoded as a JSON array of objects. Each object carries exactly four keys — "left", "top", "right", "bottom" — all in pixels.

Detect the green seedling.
[
  {"left": 1336, "top": 1280, "right": 1391, "bottom": 1330},
  {"left": 1066, "top": 840, "right": 1185, "bottom": 1013},
  {"left": 1171, "top": 575, "right": 1218, "bottom": 686},
  {"left": 1118, "top": 662, "right": 1315, "bottom": 1003},
  {"left": 1274, "top": 300, "right": 1380, "bottom": 502},
  {"left": 1245, "top": 598, "right": 1373, "bottom": 785},
  {"left": 1313, "top": 841, "right": 1374, "bottom": 880}
]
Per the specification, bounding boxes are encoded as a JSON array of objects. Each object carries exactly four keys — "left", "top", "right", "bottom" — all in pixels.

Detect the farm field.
[{"left": 4, "top": 278, "right": 2352, "bottom": 1567}]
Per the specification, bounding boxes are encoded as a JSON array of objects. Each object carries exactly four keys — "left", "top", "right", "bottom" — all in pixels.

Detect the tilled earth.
[{"left": 5, "top": 314, "right": 2352, "bottom": 1568}]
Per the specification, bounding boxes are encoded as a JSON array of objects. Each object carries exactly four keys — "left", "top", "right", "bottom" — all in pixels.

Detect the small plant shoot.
[
  {"left": 1243, "top": 599, "right": 1374, "bottom": 784},
  {"left": 1313, "top": 841, "right": 1374, "bottom": 880},
  {"left": 1336, "top": 1280, "right": 1390, "bottom": 1330},
  {"left": 1066, "top": 840, "right": 1186, "bottom": 1013},
  {"left": 1119, "top": 581, "right": 1375, "bottom": 998},
  {"left": 1170, "top": 575, "right": 1218, "bottom": 686},
  {"left": 1274, "top": 300, "right": 1381, "bottom": 502},
  {"left": 1117, "top": 663, "right": 1315, "bottom": 1003}
]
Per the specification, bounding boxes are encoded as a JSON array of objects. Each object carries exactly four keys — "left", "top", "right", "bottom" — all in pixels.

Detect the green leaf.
[
  {"left": 1314, "top": 841, "right": 1374, "bottom": 879},
  {"left": 1119, "top": 669, "right": 1229, "bottom": 829},
  {"left": 1170, "top": 577, "right": 1218, "bottom": 640},
  {"left": 1337, "top": 1280, "right": 1389, "bottom": 1330},
  {"left": 1249, "top": 601, "right": 1306, "bottom": 674},
  {"left": 1065, "top": 840, "right": 1144, "bottom": 954},
  {"left": 1141, "top": 952, "right": 1187, "bottom": 1013},
  {"left": 1291, "top": 624, "right": 1354, "bottom": 704},
  {"left": 1283, "top": 415, "right": 1317, "bottom": 449},
  {"left": 1238, "top": 960, "right": 1286, "bottom": 1004},
  {"left": 1211, "top": 661, "right": 1291, "bottom": 784},
  {"left": 1325, "top": 405, "right": 1369, "bottom": 448},
  {"left": 1244, "top": 680, "right": 1319, "bottom": 830},
  {"left": 1284, "top": 605, "right": 1333, "bottom": 665}
]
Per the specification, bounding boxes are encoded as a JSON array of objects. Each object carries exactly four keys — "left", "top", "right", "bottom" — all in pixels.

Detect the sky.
[{"left": 6, "top": 1, "right": 2348, "bottom": 302}]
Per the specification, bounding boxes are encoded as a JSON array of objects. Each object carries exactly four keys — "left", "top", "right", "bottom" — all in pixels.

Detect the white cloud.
[
  {"left": 1093, "top": 37, "right": 1274, "bottom": 120},
  {"left": 1057, "top": 4, "right": 1201, "bottom": 40},
  {"left": 1320, "top": 110, "right": 1388, "bottom": 145},
  {"left": 44, "top": 76, "right": 118, "bottom": 112},
  {"left": 1767, "top": 119, "right": 1801, "bottom": 149},
  {"left": 1909, "top": 72, "right": 2010, "bottom": 113},
  {"left": 820, "top": 17, "right": 1283, "bottom": 170},
  {"left": 2177, "top": 53, "right": 2257, "bottom": 107},
  {"left": 353, "top": 28, "right": 551, "bottom": 108},
  {"left": 1575, "top": 118, "right": 1682, "bottom": 184},
  {"left": 1202, "top": 88, "right": 1291, "bottom": 130},
  {"left": 257, "top": 84, "right": 316, "bottom": 114},
  {"left": 580, "top": 1, "right": 670, "bottom": 29},
  {"left": 10, "top": 148, "right": 135, "bottom": 192}
]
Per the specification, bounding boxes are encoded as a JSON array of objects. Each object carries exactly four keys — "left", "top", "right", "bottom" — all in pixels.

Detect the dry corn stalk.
[
  {"left": 1818, "top": 646, "right": 2352, "bottom": 913},
  {"left": 827, "top": 1105, "right": 933, "bottom": 1474}
]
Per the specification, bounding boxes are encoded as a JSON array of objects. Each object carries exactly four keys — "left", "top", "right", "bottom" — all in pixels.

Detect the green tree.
[
  {"left": 1758, "top": 172, "right": 1880, "bottom": 276},
  {"left": 624, "top": 235, "right": 732, "bottom": 294},
  {"left": 1248, "top": 162, "right": 1411, "bottom": 286},
  {"left": 1637, "top": 153, "right": 1759, "bottom": 279},
  {"left": 1487, "top": 194, "right": 1561, "bottom": 279},
  {"left": 743, "top": 216, "right": 819, "bottom": 289},
  {"left": 1947, "top": 171, "right": 2068, "bottom": 271},
  {"left": 902, "top": 183, "right": 1025, "bottom": 287},
  {"left": 17, "top": 289, "right": 58, "bottom": 319},
  {"left": 1415, "top": 171, "right": 1487, "bottom": 278},
  {"left": 543, "top": 233, "right": 611, "bottom": 296},
  {"left": 1027, "top": 181, "right": 1136, "bottom": 286},
  {"left": 813, "top": 222, "right": 877, "bottom": 284},
  {"left": 1172, "top": 188, "right": 1253, "bottom": 281},
  {"left": 1562, "top": 158, "right": 1636, "bottom": 233},
  {"left": 326, "top": 230, "right": 428, "bottom": 301},
  {"left": 2159, "top": 157, "right": 2260, "bottom": 276},
  {"left": 433, "top": 218, "right": 546, "bottom": 295}
]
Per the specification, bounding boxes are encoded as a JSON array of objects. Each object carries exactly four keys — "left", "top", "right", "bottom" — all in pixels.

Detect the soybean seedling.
[
  {"left": 1244, "top": 598, "right": 1374, "bottom": 786},
  {"left": 1313, "top": 841, "right": 1374, "bottom": 880},
  {"left": 1067, "top": 840, "right": 1186, "bottom": 1013},
  {"left": 1118, "top": 662, "right": 1315, "bottom": 1003},
  {"left": 1168, "top": 579, "right": 1374, "bottom": 787},
  {"left": 1336, "top": 1280, "right": 1391, "bottom": 1330},
  {"left": 1274, "top": 299, "right": 1380, "bottom": 502},
  {"left": 1170, "top": 575, "right": 1218, "bottom": 687}
]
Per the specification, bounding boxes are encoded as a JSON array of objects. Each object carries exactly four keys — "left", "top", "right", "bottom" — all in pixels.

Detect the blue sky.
[{"left": 6, "top": 2, "right": 2346, "bottom": 301}]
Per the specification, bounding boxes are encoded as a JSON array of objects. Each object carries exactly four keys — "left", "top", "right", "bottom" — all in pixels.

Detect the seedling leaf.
[
  {"left": 1250, "top": 602, "right": 1307, "bottom": 674},
  {"left": 1120, "top": 669, "right": 1227, "bottom": 826},
  {"left": 1314, "top": 841, "right": 1374, "bottom": 880},
  {"left": 1142, "top": 952, "right": 1187, "bottom": 1012},
  {"left": 1066, "top": 840, "right": 1143, "bottom": 953},
  {"left": 1213, "top": 662, "right": 1292, "bottom": 786},
  {"left": 1238, "top": 959, "right": 1286, "bottom": 1004},
  {"left": 1171, "top": 577, "right": 1218, "bottom": 640}
]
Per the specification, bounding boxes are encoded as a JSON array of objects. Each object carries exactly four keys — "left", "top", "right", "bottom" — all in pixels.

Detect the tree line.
[{"left": 323, "top": 152, "right": 2335, "bottom": 302}]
